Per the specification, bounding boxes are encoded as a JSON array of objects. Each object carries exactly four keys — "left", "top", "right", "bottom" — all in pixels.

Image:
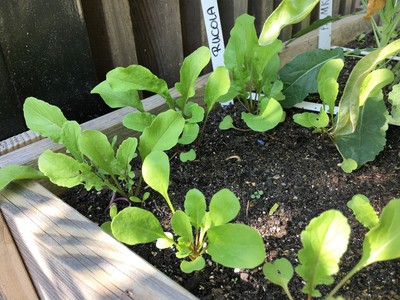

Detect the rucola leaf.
[
  {"left": 91, "top": 80, "right": 143, "bottom": 111},
  {"left": 318, "top": 58, "right": 344, "bottom": 114},
  {"left": 358, "top": 199, "right": 400, "bottom": 267},
  {"left": 347, "top": 194, "right": 379, "bottom": 229},
  {"left": 79, "top": 130, "right": 116, "bottom": 174},
  {"left": 0, "top": 165, "right": 45, "bottom": 190},
  {"left": 241, "top": 98, "right": 283, "bottom": 132},
  {"left": 209, "top": 188, "right": 240, "bottom": 226},
  {"left": 388, "top": 83, "right": 400, "bottom": 124},
  {"left": 171, "top": 211, "right": 193, "bottom": 243},
  {"left": 263, "top": 258, "right": 294, "bottom": 295},
  {"left": 139, "top": 110, "right": 185, "bottom": 159},
  {"left": 359, "top": 68, "right": 393, "bottom": 106},
  {"left": 61, "top": 121, "right": 83, "bottom": 162},
  {"left": 23, "top": 97, "right": 67, "bottom": 143},
  {"left": 179, "top": 149, "right": 197, "bottom": 163},
  {"left": 107, "top": 65, "right": 174, "bottom": 107},
  {"left": 122, "top": 112, "right": 155, "bottom": 132},
  {"left": 295, "top": 210, "right": 350, "bottom": 297},
  {"left": 180, "top": 256, "right": 206, "bottom": 273},
  {"left": 207, "top": 223, "right": 265, "bottom": 268},
  {"left": 204, "top": 66, "right": 231, "bottom": 113},
  {"left": 116, "top": 137, "right": 138, "bottom": 171},
  {"left": 175, "top": 46, "right": 210, "bottom": 109},
  {"left": 111, "top": 207, "right": 165, "bottom": 245},
  {"left": 184, "top": 189, "right": 206, "bottom": 230}
]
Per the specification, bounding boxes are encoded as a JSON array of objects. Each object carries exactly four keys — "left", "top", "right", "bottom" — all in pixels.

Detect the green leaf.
[
  {"left": 204, "top": 66, "right": 231, "bottom": 113},
  {"left": 347, "top": 194, "right": 379, "bottom": 229},
  {"left": 207, "top": 223, "right": 265, "bottom": 268},
  {"left": 318, "top": 58, "right": 344, "bottom": 114},
  {"left": 263, "top": 258, "right": 294, "bottom": 293},
  {"left": 107, "top": 65, "right": 173, "bottom": 107},
  {"left": 183, "top": 102, "right": 204, "bottom": 124},
  {"left": 341, "top": 158, "right": 358, "bottom": 173},
  {"left": 359, "top": 68, "right": 394, "bottom": 106},
  {"left": 335, "top": 39, "right": 400, "bottom": 136},
  {"left": 139, "top": 109, "right": 185, "bottom": 159},
  {"left": 61, "top": 121, "right": 83, "bottom": 162},
  {"left": 184, "top": 189, "right": 206, "bottom": 230},
  {"left": 175, "top": 46, "right": 210, "bottom": 109},
  {"left": 79, "top": 130, "right": 116, "bottom": 174},
  {"left": 335, "top": 97, "right": 388, "bottom": 169},
  {"left": 111, "top": 207, "right": 165, "bottom": 245},
  {"left": 142, "top": 151, "right": 170, "bottom": 203},
  {"left": 269, "top": 203, "right": 279, "bottom": 216},
  {"left": 179, "top": 149, "right": 196, "bottom": 162},
  {"left": 23, "top": 97, "right": 67, "bottom": 143},
  {"left": 38, "top": 150, "right": 104, "bottom": 190},
  {"left": 100, "top": 221, "right": 113, "bottom": 236},
  {"left": 156, "top": 232, "right": 174, "bottom": 249},
  {"left": 91, "top": 80, "right": 143, "bottom": 111},
  {"left": 180, "top": 256, "right": 206, "bottom": 273},
  {"left": 388, "top": 83, "right": 400, "bottom": 124},
  {"left": 279, "top": 48, "right": 344, "bottom": 108},
  {"left": 116, "top": 137, "right": 138, "bottom": 171},
  {"left": 259, "top": 0, "right": 320, "bottom": 45},
  {"left": 241, "top": 98, "right": 283, "bottom": 132},
  {"left": 122, "top": 112, "right": 155, "bottom": 132},
  {"left": 171, "top": 210, "right": 193, "bottom": 243},
  {"left": 293, "top": 108, "right": 329, "bottom": 129},
  {"left": 178, "top": 123, "right": 199, "bottom": 145},
  {"left": 109, "top": 204, "right": 118, "bottom": 219},
  {"left": 209, "top": 189, "right": 240, "bottom": 226},
  {"left": 219, "top": 115, "right": 235, "bottom": 130},
  {"left": 358, "top": 199, "right": 400, "bottom": 267},
  {"left": 0, "top": 165, "right": 45, "bottom": 190},
  {"left": 295, "top": 210, "right": 351, "bottom": 297}
]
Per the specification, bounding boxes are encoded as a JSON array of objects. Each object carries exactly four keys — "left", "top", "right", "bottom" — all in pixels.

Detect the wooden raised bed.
[{"left": 0, "top": 15, "right": 372, "bottom": 299}]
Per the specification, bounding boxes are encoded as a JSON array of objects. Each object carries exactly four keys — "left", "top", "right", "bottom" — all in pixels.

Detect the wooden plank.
[
  {"left": 218, "top": 0, "right": 248, "bottom": 42},
  {"left": 81, "top": 0, "right": 138, "bottom": 80},
  {"left": 340, "top": 0, "right": 353, "bottom": 14},
  {"left": 279, "top": 14, "right": 371, "bottom": 66},
  {"left": 333, "top": 0, "right": 341, "bottom": 16},
  {"left": 0, "top": 211, "right": 39, "bottom": 300},
  {"left": 0, "top": 131, "right": 42, "bottom": 156},
  {"left": 129, "top": 0, "right": 184, "bottom": 87},
  {"left": 0, "top": 181, "right": 197, "bottom": 300}
]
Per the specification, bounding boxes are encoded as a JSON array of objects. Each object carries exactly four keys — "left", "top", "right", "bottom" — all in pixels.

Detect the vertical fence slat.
[
  {"left": 81, "top": 0, "right": 138, "bottom": 80},
  {"left": 218, "top": 0, "right": 248, "bottom": 43},
  {"left": 248, "top": 1, "right": 274, "bottom": 35},
  {"left": 340, "top": 0, "right": 353, "bottom": 14},
  {"left": 129, "top": 0, "right": 183, "bottom": 87},
  {"left": 179, "top": 0, "right": 212, "bottom": 73},
  {"left": 333, "top": 0, "right": 341, "bottom": 15}
]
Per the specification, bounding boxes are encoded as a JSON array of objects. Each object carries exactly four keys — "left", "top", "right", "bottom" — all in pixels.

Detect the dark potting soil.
[{"left": 61, "top": 34, "right": 400, "bottom": 299}]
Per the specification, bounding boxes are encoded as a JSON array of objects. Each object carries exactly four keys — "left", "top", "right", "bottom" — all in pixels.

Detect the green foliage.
[
  {"left": 223, "top": 14, "right": 284, "bottom": 132},
  {"left": 251, "top": 190, "right": 264, "bottom": 200},
  {"left": 264, "top": 195, "right": 400, "bottom": 299},
  {"left": 259, "top": 0, "right": 320, "bottom": 45},
  {"left": 293, "top": 40, "right": 400, "bottom": 172},
  {"left": 279, "top": 49, "right": 344, "bottom": 108},
  {"left": 388, "top": 83, "right": 400, "bottom": 124},
  {"left": 110, "top": 187, "right": 265, "bottom": 273},
  {"left": 0, "top": 165, "right": 45, "bottom": 190},
  {"left": 179, "top": 149, "right": 196, "bottom": 162}
]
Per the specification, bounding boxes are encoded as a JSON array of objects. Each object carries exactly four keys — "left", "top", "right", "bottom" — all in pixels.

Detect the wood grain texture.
[
  {"left": 0, "top": 212, "right": 39, "bottom": 300},
  {"left": 0, "top": 181, "right": 197, "bottom": 300},
  {"left": 279, "top": 14, "right": 371, "bottom": 66},
  {"left": 80, "top": 0, "right": 137, "bottom": 80},
  {"left": 0, "top": 131, "right": 42, "bottom": 156},
  {"left": 129, "top": 0, "right": 183, "bottom": 87},
  {"left": 218, "top": 0, "right": 248, "bottom": 43}
]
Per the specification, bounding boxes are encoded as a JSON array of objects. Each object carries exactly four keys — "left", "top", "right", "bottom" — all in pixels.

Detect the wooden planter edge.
[{"left": 0, "top": 14, "right": 371, "bottom": 300}]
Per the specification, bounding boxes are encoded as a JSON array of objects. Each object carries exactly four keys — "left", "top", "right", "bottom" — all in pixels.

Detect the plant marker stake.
[
  {"left": 319, "top": 0, "right": 333, "bottom": 49},
  {"left": 200, "top": 0, "right": 233, "bottom": 105}
]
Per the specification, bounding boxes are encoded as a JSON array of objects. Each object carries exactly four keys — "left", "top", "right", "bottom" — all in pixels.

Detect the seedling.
[
  {"left": 264, "top": 194, "right": 400, "bottom": 299},
  {"left": 251, "top": 190, "right": 264, "bottom": 200}
]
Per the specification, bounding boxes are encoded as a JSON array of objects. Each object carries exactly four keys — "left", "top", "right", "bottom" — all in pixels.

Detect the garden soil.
[{"left": 61, "top": 34, "right": 400, "bottom": 299}]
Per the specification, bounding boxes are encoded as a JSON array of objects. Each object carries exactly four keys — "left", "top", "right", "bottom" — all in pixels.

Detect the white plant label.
[
  {"left": 319, "top": 0, "right": 333, "bottom": 49},
  {"left": 200, "top": 0, "right": 225, "bottom": 69}
]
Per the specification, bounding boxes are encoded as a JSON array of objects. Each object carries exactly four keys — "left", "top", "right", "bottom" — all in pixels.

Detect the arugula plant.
[
  {"left": 0, "top": 97, "right": 186, "bottom": 203},
  {"left": 107, "top": 150, "right": 266, "bottom": 273},
  {"left": 263, "top": 194, "right": 400, "bottom": 299},
  {"left": 92, "top": 46, "right": 230, "bottom": 161},
  {"left": 293, "top": 39, "right": 400, "bottom": 172}
]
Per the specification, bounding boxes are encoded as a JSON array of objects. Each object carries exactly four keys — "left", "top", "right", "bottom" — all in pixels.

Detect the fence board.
[
  {"left": 218, "top": 0, "right": 248, "bottom": 42},
  {"left": 129, "top": 0, "right": 183, "bottom": 87},
  {"left": 81, "top": 0, "right": 138, "bottom": 80},
  {"left": 340, "top": 0, "right": 353, "bottom": 14},
  {"left": 248, "top": 1, "right": 274, "bottom": 35}
]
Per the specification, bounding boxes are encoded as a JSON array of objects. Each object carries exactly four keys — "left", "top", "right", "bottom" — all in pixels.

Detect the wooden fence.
[{"left": 0, "top": 0, "right": 364, "bottom": 141}]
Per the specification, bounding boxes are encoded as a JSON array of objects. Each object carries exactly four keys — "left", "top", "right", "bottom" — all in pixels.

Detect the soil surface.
[{"left": 61, "top": 34, "right": 400, "bottom": 299}]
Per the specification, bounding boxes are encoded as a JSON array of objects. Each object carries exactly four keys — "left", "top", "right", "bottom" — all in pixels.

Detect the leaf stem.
[{"left": 326, "top": 263, "right": 363, "bottom": 298}]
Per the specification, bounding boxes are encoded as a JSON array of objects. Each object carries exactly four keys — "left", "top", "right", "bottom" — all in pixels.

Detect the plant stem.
[
  {"left": 110, "top": 174, "right": 128, "bottom": 198},
  {"left": 164, "top": 194, "right": 176, "bottom": 214},
  {"left": 134, "top": 173, "right": 143, "bottom": 197},
  {"left": 326, "top": 264, "right": 363, "bottom": 298},
  {"left": 283, "top": 286, "right": 294, "bottom": 300}
]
